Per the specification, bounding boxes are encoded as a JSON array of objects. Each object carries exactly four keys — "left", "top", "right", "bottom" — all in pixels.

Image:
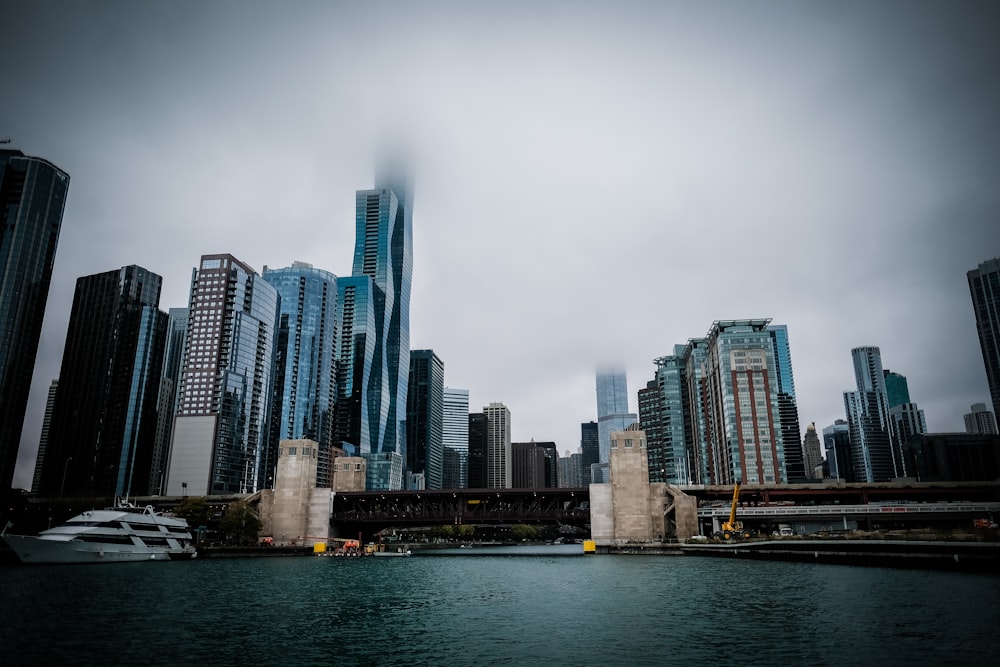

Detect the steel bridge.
[{"left": 329, "top": 487, "right": 590, "bottom": 538}]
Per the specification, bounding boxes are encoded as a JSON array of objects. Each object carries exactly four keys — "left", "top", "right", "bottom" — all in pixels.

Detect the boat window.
[{"left": 75, "top": 535, "right": 135, "bottom": 545}]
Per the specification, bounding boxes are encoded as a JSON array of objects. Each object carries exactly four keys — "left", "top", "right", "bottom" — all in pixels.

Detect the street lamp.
[{"left": 60, "top": 457, "right": 73, "bottom": 497}]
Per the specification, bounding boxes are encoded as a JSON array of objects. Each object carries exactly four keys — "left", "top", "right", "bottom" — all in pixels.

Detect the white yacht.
[{"left": 1, "top": 501, "right": 197, "bottom": 564}]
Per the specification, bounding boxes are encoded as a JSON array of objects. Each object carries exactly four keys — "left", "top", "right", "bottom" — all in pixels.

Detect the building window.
[
  {"left": 288, "top": 447, "right": 297, "bottom": 455},
  {"left": 625, "top": 439, "right": 633, "bottom": 448}
]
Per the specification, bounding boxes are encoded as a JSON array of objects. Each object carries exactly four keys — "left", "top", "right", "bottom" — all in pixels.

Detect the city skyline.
[{"left": 5, "top": 2, "right": 999, "bottom": 489}]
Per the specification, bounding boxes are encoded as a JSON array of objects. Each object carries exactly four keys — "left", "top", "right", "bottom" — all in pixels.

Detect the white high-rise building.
[
  {"left": 964, "top": 403, "right": 998, "bottom": 435},
  {"left": 484, "top": 402, "right": 511, "bottom": 488},
  {"left": 442, "top": 388, "right": 469, "bottom": 488}
]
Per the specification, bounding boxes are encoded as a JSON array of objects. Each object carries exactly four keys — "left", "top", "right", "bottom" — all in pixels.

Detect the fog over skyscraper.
[
  {"left": 0, "top": 149, "right": 69, "bottom": 491},
  {"left": 596, "top": 366, "right": 637, "bottom": 464},
  {"left": 350, "top": 163, "right": 413, "bottom": 489}
]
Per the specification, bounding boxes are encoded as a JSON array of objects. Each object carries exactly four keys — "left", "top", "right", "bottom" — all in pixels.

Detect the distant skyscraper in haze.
[
  {"left": 442, "top": 388, "right": 469, "bottom": 488},
  {"left": 263, "top": 262, "right": 338, "bottom": 488},
  {"left": 580, "top": 421, "right": 599, "bottom": 485},
  {"left": 0, "top": 149, "right": 69, "bottom": 491},
  {"left": 822, "top": 419, "right": 852, "bottom": 481},
  {"left": 596, "top": 367, "right": 637, "bottom": 463},
  {"left": 406, "top": 350, "right": 444, "bottom": 489},
  {"left": 844, "top": 346, "right": 897, "bottom": 482},
  {"left": 350, "top": 164, "right": 413, "bottom": 489},
  {"left": 768, "top": 325, "right": 805, "bottom": 482},
  {"left": 802, "top": 422, "right": 823, "bottom": 479},
  {"left": 964, "top": 403, "right": 998, "bottom": 435},
  {"left": 558, "top": 450, "right": 583, "bottom": 487},
  {"left": 165, "top": 254, "right": 278, "bottom": 496},
  {"left": 969, "top": 258, "right": 1000, "bottom": 421},
  {"left": 484, "top": 402, "right": 511, "bottom": 488},
  {"left": 883, "top": 370, "right": 911, "bottom": 408},
  {"left": 40, "top": 265, "right": 167, "bottom": 497}
]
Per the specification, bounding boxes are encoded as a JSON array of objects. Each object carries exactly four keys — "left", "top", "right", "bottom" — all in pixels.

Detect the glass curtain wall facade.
[
  {"left": 166, "top": 254, "right": 278, "bottom": 496},
  {"left": 968, "top": 258, "right": 1000, "bottom": 422},
  {"left": 334, "top": 276, "right": 376, "bottom": 457},
  {"left": 150, "top": 308, "right": 188, "bottom": 494},
  {"left": 0, "top": 150, "right": 69, "bottom": 490},
  {"left": 40, "top": 265, "right": 168, "bottom": 497},
  {"left": 442, "top": 387, "right": 469, "bottom": 488},
  {"left": 263, "top": 263, "right": 338, "bottom": 489},
  {"left": 596, "top": 367, "right": 637, "bottom": 463},
  {"left": 639, "top": 349, "right": 690, "bottom": 484},
  {"left": 406, "top": 349, "right": 444, "bottom": 489},
  {"left": 351, "top": 166, "right": 412, "bottom": 489},
  {"left": 682, "top": 339, "right": 710, "bottom": 485},
  {"left": 823, "top": 420, "right": 852, "bottom": 481},
  {"left": 768, "top": 325, "right": 805, "bottom": 482},
  {"left": 843, "top": 346, "right": 897, "bottom": 482}
]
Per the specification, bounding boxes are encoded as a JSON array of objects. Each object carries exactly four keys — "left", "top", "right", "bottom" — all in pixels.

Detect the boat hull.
[{"left": 2, "top": 535, "right": 196, "bottom": 564}]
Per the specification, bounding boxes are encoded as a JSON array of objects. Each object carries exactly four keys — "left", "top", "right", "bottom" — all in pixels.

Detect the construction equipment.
[{"left": 719, "top": 482, "right": 752, "bottom": 540}]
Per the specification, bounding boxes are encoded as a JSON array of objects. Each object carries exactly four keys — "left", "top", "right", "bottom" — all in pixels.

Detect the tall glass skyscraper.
[
  {"left": 334, "top": 275, "right": 376, "bottom": 456},
  {"left": 843, "top": 346, "right": 896, "bottom": 482},
  {"left": 350, "top": 166, "right": 413, "bottom": 489},
  {"left": 166, "top": 254, "right": 278, "bottom": 496},
  {"left": 484, "top": 402, "right": 511, "bottom": 488},
  {"left": 579, "top": 421, "right": 599, "bottom": 486},
  {"left": 40, "top": 265, "right": 168, "bottom": 497},
  {"left": 596, "top": 366, "right": 637, "bottom": 463},
  {"left": 0, "top": 149, "right": 69, "bottom": 491},
  {"left": 702, "top": 320, "right": 786, "bottom": 485},
  {"left": 639, "top": 349, "right": 690, "bottom": 484},
  {"left": 263, "top": 262, "right": 338, "bottom": 488},
  {"left": 150, "top": 307, "right": 188, "bottom": 494},
  {"left": 768, "top": 325, "right": 805, "bottom": 482},
  {"left": 442, "top": 388, "right": 469, "bottom": 489},
  {"left": 969, "top": 258, "right": 1000, "bottom": 422},
  {"left": 406, "top": 349, "right": 444, "bottom": 489}
]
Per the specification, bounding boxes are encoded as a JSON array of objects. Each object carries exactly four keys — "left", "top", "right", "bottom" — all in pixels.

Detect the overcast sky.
[{"left": 4, "top": 1, "right": 999, "bottom": 489}]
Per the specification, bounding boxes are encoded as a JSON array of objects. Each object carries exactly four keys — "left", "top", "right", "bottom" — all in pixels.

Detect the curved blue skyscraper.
[
  {"left": 350, "top": 164, "right": 412, "bottom": 489},
  {"left": 262, "top": 262, "right": 338, "bottom": 488}
]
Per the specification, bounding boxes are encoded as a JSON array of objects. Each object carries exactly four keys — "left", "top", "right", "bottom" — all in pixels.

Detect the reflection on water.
[{"left": 2, "top": 548, "right": 998, "bottom": 666}]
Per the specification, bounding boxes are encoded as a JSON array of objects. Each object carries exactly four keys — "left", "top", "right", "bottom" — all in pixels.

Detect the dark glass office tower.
[
  {"left": 39, "top": 266, "right": 167, "bottom": 497},
  {"left": 263, "top": 262, "right": 338, "bottom": 488},
  {"left": 580, "top": 421, "right": 599, "bottom": 485},
  {"left": 468, "top": 413, "right": 488, "bottom": 489},
  {"left": 0, "top": 149, "right": 69, "bottom": 490},
  {"left": 406, "top": 349, "right": 444, "bottom": 489},
  {"left": 969, "top": 258, "right": 1000, "bottom": 422},
  {"left": 351, "top": 164, "right": 413, "bottom": 489}
]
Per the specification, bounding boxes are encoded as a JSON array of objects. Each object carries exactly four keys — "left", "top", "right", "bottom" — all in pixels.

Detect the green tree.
[
  {"left": 172, "top": 496, "right": 212, "bottom": 527},
  {"left": 219, "top": 501, "right": 262, "bottom": 545}
]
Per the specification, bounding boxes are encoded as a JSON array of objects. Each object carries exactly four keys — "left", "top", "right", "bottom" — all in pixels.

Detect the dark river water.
[{"left": 2, "top": 544, "right": 998, "bottom": 666}]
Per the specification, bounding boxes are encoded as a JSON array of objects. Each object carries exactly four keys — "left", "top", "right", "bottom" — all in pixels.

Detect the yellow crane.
[{"left": 720, "top": 482, "right": 752, "bottom": 540}]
